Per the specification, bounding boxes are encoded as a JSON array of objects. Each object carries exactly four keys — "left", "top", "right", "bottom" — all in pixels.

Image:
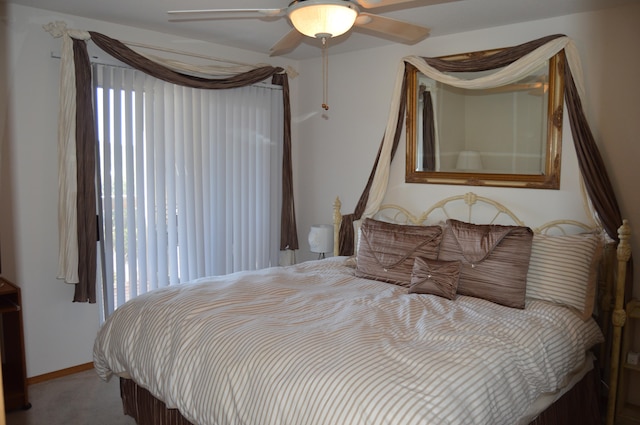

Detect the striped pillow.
[{"left": 525, "top": 232, "right": 604, "bottom": 320}]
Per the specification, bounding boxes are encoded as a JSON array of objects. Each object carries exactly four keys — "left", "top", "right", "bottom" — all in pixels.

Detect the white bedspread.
[{"left": 93, "top": 257, "right": 603, "bottom": 425}]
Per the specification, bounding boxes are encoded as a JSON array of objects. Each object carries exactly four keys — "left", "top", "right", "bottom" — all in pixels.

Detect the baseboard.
[{"left": 27, "top": 362, "right": 94, "bottom": 385}]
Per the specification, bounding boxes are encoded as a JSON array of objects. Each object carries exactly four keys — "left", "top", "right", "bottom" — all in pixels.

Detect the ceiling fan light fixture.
[{"left": 288, "top": 1, "right": 359, "bottom": 39}]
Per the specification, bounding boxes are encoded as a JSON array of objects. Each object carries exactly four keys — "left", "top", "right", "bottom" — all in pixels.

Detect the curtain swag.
[
  {"left": 49, "top": 25, "right": 298, "bottom": 302},
  {"left": 339, "top": 34, "right": 631, "bottom": 295}
]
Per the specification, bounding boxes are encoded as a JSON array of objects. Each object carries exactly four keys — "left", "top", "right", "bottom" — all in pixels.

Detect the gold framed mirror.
[{"left": 405, "top": 48, "right": 565, "bottom": 189}]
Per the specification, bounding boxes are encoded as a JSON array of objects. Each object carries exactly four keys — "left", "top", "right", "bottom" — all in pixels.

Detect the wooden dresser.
[{"left": 0, "top": 277, "right": 30, "bottom": 411}]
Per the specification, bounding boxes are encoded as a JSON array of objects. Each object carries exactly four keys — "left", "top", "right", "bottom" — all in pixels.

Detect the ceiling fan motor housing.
[{"left": 288, "top": 0, "right": 360, "bottom": 38}]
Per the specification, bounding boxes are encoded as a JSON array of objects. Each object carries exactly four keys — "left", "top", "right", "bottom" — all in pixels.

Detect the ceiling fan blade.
[
  {"left": 167, "top": 8, "right": 285, "bottom": 17},
  {"left": 354, "top": 0, "right": 421, "bottom": 9},
  {"left": 270, "top": 29, "right": 304, "bottom": 57},
  {"left": 354, "top": 13, "right": 429, "bottom": 44}
]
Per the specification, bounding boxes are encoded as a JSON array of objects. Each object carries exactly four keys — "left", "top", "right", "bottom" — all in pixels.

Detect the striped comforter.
[{"left": 93, "top": 257, "right": 603, "bottom": 425}]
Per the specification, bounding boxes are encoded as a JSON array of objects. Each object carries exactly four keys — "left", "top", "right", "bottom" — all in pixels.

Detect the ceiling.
[{"left": 8, "top": 0, "right": 636, "bottom": 59}]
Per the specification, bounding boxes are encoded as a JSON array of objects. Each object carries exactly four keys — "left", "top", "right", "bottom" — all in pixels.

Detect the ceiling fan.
[{"left": 168, "top": 0, "right": 433, "bottom": 57}]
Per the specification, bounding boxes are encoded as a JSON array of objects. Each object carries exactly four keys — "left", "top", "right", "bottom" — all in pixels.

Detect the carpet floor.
[{"left": 6, "top": 369, "right": 136, "bottom": 425}]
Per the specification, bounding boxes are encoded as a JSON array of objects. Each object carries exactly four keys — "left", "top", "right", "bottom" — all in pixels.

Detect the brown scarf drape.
[
  {"left": 422, "top": 90, "right": 436, "bottom": 171},
  {"left": 72, "top": 38, "right": 97, "bottom": 303},
  {"left": 272, "top": 73, "right": 299, "bottom": 251},
  {"left": 71, "top": 32, "right": 297, "bottom": 302},
  {"left": 563, "top": 60, "right": 633, "bottom": 299}
]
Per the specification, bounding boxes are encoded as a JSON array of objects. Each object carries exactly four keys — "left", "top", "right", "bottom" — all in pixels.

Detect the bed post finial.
[
  {"left": 333, "top": 197, "right": 342, "bottom": 257},
  {"left": 617, "top": 219, "right": 632, "bottom": 262}
]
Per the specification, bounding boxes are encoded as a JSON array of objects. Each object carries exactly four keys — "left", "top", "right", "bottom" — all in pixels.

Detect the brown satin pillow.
[
  {"left": 437, "top": 219, "right": 534, "bottom": 309},
  {"left": 355, "top": 218, "right": 443, "bottom": 287},
  {"left": 409, "top": 257, "right": 462, "bottom": 300}
]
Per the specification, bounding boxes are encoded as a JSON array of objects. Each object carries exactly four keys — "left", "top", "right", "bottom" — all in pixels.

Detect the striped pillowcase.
[{"left": 525, "top": 232, "right": 604, "bottom": 320}]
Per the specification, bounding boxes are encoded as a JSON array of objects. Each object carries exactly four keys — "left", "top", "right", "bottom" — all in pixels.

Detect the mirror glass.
[{"left": 406, "top": 49, "right": 565, "bottom": 189}]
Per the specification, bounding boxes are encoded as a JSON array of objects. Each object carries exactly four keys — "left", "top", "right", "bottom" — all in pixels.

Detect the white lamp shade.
[
  {"left": 308, "top": 224, "right": 334, "bottom": 254},
  {"left": 455, "top": 150, "right": 483, "bottom": 170},
  {"left": 288, "top": 1, "right": 358, "bottom": 38}
]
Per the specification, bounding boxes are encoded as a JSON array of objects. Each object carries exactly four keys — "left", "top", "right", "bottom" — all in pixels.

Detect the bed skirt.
[
  {"left": 119, "top": 366, "right": 603, "bottom": 425},
  {"left": 120, "top": 378, "right": 193, "bottom": 425}
]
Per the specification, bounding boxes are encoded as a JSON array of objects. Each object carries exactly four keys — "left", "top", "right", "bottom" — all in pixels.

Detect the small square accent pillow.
[
  {"left": 438, "top": 219, "right": 534, "bottom": 309},
  {"left": 409, "top": 257, "right": 462, "bottom": 300},
  {"left": 525, "top": 232, "right": 604, "bottom": 320},
  {"left": 355, "top": 218, "right": 443, "bottom": 287}
]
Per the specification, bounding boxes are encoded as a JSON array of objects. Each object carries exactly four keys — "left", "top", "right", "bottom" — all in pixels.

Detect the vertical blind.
[{"left": 94, "top": 64, "right": 284, "bottom": 317}]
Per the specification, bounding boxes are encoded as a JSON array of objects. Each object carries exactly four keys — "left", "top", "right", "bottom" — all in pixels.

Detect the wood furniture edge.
[
  {"left": 0, "top": 277, "right": 29, "bottom": 411},
  {"left": 0, "top": 359, "right": 5, "bottom": 425}
]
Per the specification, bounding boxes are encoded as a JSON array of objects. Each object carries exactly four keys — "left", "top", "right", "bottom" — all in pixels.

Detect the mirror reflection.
[{"left": 406, "top": 49, "right": 565, "bottom": 189}]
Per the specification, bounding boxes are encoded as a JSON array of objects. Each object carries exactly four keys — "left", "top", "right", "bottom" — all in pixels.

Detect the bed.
[{"left": 93, "top": 192, "right": 631, "bottom": 425}]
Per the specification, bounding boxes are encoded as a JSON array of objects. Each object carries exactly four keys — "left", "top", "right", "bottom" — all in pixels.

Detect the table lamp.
[{"left": 308, "top": 224, "right": 333, "bottom": 259}]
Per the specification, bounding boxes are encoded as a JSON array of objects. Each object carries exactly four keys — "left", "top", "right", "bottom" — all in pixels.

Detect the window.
[{"left": 94, "top": 64, "right": 284, "bottom": 318}]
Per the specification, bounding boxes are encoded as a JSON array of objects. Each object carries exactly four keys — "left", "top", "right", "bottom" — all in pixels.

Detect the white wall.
[
  {"left": 0, "top": 3, "right": 299, "bottom": 377},
  {"left": 294, "top": 4, "right": 640, "bottom": 303}
]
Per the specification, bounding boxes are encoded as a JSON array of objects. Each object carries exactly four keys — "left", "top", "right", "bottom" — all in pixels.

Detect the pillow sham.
[
  {"left": 355, "top": 218, "right": 443, "bottom": 287},
  {"left": 437, "top": 219, "right": 534, "bottom": 309},
  {"left": 525, "top": 232, "right": 604, "bottom": 320},
  {"left": 409, "top": 257, "right": 462, "bottom": 300}
]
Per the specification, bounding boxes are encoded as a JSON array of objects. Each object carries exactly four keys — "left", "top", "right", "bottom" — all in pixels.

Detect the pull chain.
[{"left": 321, "top": 37, "right": 329, "bottom": 111}]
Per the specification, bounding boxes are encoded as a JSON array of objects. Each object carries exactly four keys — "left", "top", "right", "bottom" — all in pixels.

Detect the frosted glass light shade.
[
  {"left": 289, "top": 1, "right": 358, "bottom": 38},
  {"left": 308, "top": 224, "right": 334, "bottom": 254},
  {"left": 455, "top": 150, "right": 483, "bottom": 170}
]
